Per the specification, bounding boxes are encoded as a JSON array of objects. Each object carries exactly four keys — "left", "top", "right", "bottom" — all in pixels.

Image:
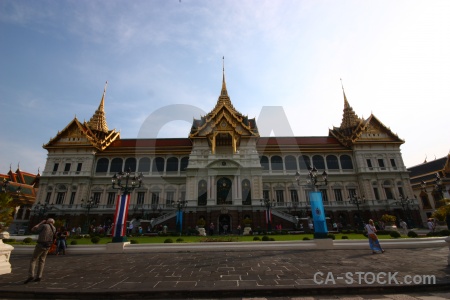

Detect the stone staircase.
[{"left": 271, "top": 209, "right": 298, "bottom": 224}]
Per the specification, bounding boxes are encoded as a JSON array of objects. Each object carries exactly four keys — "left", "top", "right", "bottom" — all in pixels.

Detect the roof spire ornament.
[
  {"left": 339, "top": 79, "right": 360, "bottom": 130},
  {"left": 221, "top": 56, "right": 227, "bottom": 96},
  {"left": 87, "top": 81, "right": 109, "bottom": 133}
]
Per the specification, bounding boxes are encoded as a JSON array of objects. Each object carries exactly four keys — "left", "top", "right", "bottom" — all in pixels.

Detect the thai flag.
[
  {"left": 265, "top": 208, "right": 272, "bottom": 224},
  {"left": 112, "top": 193, "right": 130, "bottom": 238}
]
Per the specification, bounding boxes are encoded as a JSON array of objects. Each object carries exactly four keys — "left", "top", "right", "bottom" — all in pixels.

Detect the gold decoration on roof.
[{"left": 87, "top": 81, "right": 109, "bottom": 133}]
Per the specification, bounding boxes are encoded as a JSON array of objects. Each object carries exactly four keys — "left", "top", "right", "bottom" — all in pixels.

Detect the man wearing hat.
[{"left": 24, "top": 218, "right": 56, "bottom": 284}]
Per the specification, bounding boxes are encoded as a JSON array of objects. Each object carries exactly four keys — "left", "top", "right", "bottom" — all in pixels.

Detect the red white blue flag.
[
  {"left": 112, "top": 193, "right": 130, "bottom": 238},
  {"left": 265, "top": 208, "right": 272, "bottom": 224}
]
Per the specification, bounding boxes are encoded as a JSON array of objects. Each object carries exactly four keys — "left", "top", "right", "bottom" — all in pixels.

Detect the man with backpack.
[{"left": 24, "top": 218, "right": 56, "bottom": 284}]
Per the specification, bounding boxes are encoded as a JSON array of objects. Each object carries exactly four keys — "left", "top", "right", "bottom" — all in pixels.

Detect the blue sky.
[{"left": 1, "top": 0, "right": 449, "bottom": 174}]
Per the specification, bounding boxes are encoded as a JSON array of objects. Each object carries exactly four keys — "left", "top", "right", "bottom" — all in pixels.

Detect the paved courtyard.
[{"left": 0, "top": 241, "right": 449, "bottom": 299}]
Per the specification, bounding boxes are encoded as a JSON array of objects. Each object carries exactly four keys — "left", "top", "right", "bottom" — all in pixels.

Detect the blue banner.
[
  {"left": 176, "top": 210, "right": 183, "bottom": 232},
  {"left": 309, "top": 191, "right": 328, "bottom": 238}
]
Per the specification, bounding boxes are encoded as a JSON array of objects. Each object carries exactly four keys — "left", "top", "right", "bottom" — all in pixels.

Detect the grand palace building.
[{"left": 31, "top": 72, "right": 423, "bottom": 234}]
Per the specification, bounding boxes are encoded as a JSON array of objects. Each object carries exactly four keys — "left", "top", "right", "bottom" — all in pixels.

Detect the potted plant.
[{"left": 381, "top": 214, "right": 397, "bottom": 231}]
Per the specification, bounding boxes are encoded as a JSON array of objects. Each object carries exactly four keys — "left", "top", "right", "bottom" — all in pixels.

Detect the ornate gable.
[
  {"left": 189, "top": 68, "right": 259, "bottom": 154},
  {"left": 44, "top": 83, "right": 120, "bottom": 151},
  {"left": 329, "top": 90, "right": 403, "bottom": 147}
]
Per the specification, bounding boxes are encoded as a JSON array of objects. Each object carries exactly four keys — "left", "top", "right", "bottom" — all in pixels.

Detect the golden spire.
[
  {"left": 87, "top": 81, "right": 109, "bottom": 133},
  {"left": 221, "top": 56, "right": 228, "bottom": 97},
  {"left": 339, "top": 79, "right": 360, "bottom": 130}
]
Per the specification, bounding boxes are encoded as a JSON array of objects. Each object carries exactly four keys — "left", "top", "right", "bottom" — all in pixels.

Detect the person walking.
[
  {"left": 399, "top": 219, "right": 408, "bottom": 236},
  {"left": 24, "top": 218, "right": 56, "bottom": 284},
  {"left": 365, "top": 219, "right": 385, "bottom": 254},
  {"left": 56, "top": 226, "right": 68, "bottom": 255}
]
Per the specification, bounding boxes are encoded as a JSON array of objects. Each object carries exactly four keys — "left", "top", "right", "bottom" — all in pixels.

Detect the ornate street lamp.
[
  {"left": 33, "top": 201, "right": 54, "bottom": 219},
  {"left": 295, "top": 166, "right": 329, "bottom": 239},
  {"left": 348, "top": 194, "right": 364, "bottom": 229},
  {"left": 394, "top": 195, "right": 414, "bottom": 227},
  {"left": 174, "top": 200, "right": 187, "bottom": 234},
  {"left": 260, "top": 198, "right": 275, "bottom": 231},
  {"left": 110, "top": 168, "right": 143, "bottom": 243},
  {"left": 81, "top": 197, "right": 98, "bottom": 234},
  {"left": 434, "top": 173, "right": 444, "bottom": 200}
]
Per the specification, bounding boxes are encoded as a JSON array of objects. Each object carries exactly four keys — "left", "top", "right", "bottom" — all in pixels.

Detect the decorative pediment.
[{"left": 206, "top": 159, "right": 241, "bottom": 169}]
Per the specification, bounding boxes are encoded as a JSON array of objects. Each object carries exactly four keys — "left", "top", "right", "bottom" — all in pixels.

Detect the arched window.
[
  {"left": 242, "top": 179, "right": 251, "bottom": 205},
  {"left": 299, "top": 155, "right": 310, "bottom": 170},
  {"left": 198, "top": 180, "right": 207, "bottom": 206},
  {"left": 95, "top": 158, "right": 109, "bottom": 173},
  {"left": 166, "top": 157, "right": 179, "bottom": 172},
  {"left": 110, "top": 158, "right": 123, "bottom": 173},
  {"left": 180, "top": 157, "right": 189, "bottom": 171},
  {"left": 260, "top": 156, "right": 269, "bottom": 170},
  {"left": 138, "top": 157, "right": 151, "bottom": 172},
  {"left": 340, "top": 155, "right": 354, "bottom": 170},
  {"left": 326, "top": 155, "right": 339, "bottom": 170},
  {"left": 124, "top": 158, "right": 137, "bottom": 172},
  {"left": 152, "top": 157, "right": 165, "bottom": 173},
  {"left": 271, "top": 155, "right": 283, "bottom": 170},
  {"left": 312, "top": 155, "right": 325, "bottom": 170},
  {"left": 284, "top": 155, "right": 297, "bottom": 170}
]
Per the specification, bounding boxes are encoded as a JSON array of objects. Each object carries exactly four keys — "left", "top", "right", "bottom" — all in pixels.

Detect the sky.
[{"left": 1, "top": 0, "right": 449, "bottom": 174}]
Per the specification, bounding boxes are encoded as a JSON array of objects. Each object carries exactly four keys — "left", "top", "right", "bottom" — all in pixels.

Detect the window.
[
  {"left": 180, "top": 157, "right": 189, "bottom": 171},
  {"left": 92, "top": 192, "right": 101, "bottom": 204},
  {"left": 76, "top": 163, "right": 82, "bottom": 172},
  {"left": 152, "top": 157, "right": 165, "bottom": 173},
  {"left": 166, "top": 157, "right": 179, "bottom": 172},
  {"left": 284, "top": 155, "right": 297, "bottom": 170},
  {"left": 299, "top": 155, "right": 310, "bottom": 170},
  {"left": 64, "top": 163, "right": 71, "bottom": 172},
  {"left": 312, "top": 155, "right": 325, "bottom": 170},
  {"left": 45, "top": 192, "right": 52, "bottom": 204},
  {"left": 275, "top": 190, "right": 284, "bottom": 203},
  {"left": 260, "top": 156, "right": 269, "bottom": 170},
  {"left": 340, "top": 155, "right": 354, "bottom": 170},
  {"left": 110, "top": 158, "right": 123, "bottom": 173},
  {"left": 384, "top": 188, "right": 393, "bottom": 199},
  {"left": 107, "top": 192, "right": 116, "bottom": 206},
  {"left": 348, "top": 188, "right": 357, "bottom": 198},
  {"left": 366, "top": 159, "right": 373, "bottom": 168},
  {"left": 378, "top": 159, "right": 385, "bottom": 168},
  {"left": 151, "top": 192, "right": 160, "bottom": 205},
  {"left": 69, "top": 192, "right": 76, "bottom": 205},
  {"left": 334, "top": 189, "right": 343, "bottom": 202},
  {"left": 166, "top": 191, "right": 174, "bottom": 204},
  {"left": 390, "top": 158, "right": 397, "bottom": 168},
  {"left": 52, "top": 163, "right": 59, "bottom": 173},
  {"left": 290, "top": 190, "right": 299, "bottom": 202},
  {"left": 198, "top": 180, "right": 207, "bottom": 206},
  {"left": 373, "top": 187, "right": 380, "bottom": 200},
  {"left": 138, "top": 157, "right": 151, "bottom": 172},
  {"left": 263, "top": 190, "right": 270, "bottom": 200},
  {"left": 96, "top": 158, "right": 109, "bottom": 173},
  {"left": 180, "top": 191, "right": 186, "bottom": 201},
  {"left": 124, "top": 158, "right": 137, "bottom": 172},
  {"left": 271, "top": 156, "right": 283, "bottom": 170},
  {"left": 326, "top": 155, "right": 339, "bottom": 170},
  {"left": 56, "top": 192, "right": 65, "bottom": 204},
  {"left": 242, "top": 179, "right": 251, "bottom": 205},
  {"left": 136, "top": 192, "right": 145, "bottom": 206},
  {"left": 321, "top": 190, "right": 328, "bottom": 202},
  {"left": 398, "top": 187, "right": 404, "bottom": 198}
]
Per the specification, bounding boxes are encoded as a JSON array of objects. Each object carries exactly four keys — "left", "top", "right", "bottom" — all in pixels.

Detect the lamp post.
[
  {"left": 260, "top": 198, "right": 275, "bottom": 232},
  {"left": 81, "top": 197, "right": 98, "bottom": 234},
  {"left": 434, "top": 173, "right": 445, "bottom": 201},
  {"left": 348, "top": 194, "right": 364, "bottom": 229},
  {"left": 174, "top": 200, "right": 187, "bottom": 235},
  {"left": 295, "top": 166, "right": 329, "bottom": 239},
  {"left": 111, "top": 168, "right": 143, "bottom": 243},
  {"left": 33, "top": 201, "right": 54, "bottom": 219},
  {"left": 394, "top": 195, "right": 414, "bottom": 228}
]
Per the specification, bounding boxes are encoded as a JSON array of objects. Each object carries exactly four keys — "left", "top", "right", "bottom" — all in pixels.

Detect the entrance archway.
[
  {"left": 218, "top": 214, "right": 231, "bottom": 234},
  {"left": 217, "top": 177, "right": 232, "bottom": 205}
]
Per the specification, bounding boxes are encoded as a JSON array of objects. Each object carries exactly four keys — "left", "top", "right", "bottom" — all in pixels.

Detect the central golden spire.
[
  {"left": 87, "top": 81, "right": 109, "bottom": 133},
  {"left": 221, "top": 56, "right": 228, "bottom": 96}
]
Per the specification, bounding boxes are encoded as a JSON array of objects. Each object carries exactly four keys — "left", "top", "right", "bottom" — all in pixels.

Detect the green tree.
[
  {"left": 432, "top": 199, "right": 450, "bottom": 221},
  {"left": 0, "top": 193, "right": 14, "bottom": 232}
]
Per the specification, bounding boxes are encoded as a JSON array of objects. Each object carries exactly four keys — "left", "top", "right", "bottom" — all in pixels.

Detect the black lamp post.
[
  {"left": 33, "top": 201, "right": 54, "bottom": 219},
  {"left": 174, "top": 200, "right": 187, "bottom": 234},
  {"left": 1, "top": 178, "right": 10, "bottom": 193},
  {"left": 81, "top": 197, "right": 98, "bottom": 234},
  {"left": 111, "top": 168, "right": 143, "bottom": 243},
  {"left": 434, "top": 173, "right": 444, "bottom": 201},
  {"left": 394, "top": 195, "right": 414, "bottom": 228},
  {"left": 295, "top": 166, "right": 329, "bottom": 239},
  {"left": 260, "top": 198, "right": 275, "bottom": 232},
  {"left": 348, "top": 194, "right": 364, "bottom": 229}
]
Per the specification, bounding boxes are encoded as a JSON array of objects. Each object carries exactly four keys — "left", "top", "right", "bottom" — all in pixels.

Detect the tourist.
[
  {"left": 365, "top": 219, "right": 384, "bottom": 254},
  {"left": 399, "top": 219, "right": 408, "bottom": 236},
  {"left": 24, "top": 218, "right": 56, "bottom": 284}
]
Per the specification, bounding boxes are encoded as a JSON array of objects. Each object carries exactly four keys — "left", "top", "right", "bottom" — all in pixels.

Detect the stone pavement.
[{"left": 0, "top": 241, "right": 449, "bottom": 300}]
